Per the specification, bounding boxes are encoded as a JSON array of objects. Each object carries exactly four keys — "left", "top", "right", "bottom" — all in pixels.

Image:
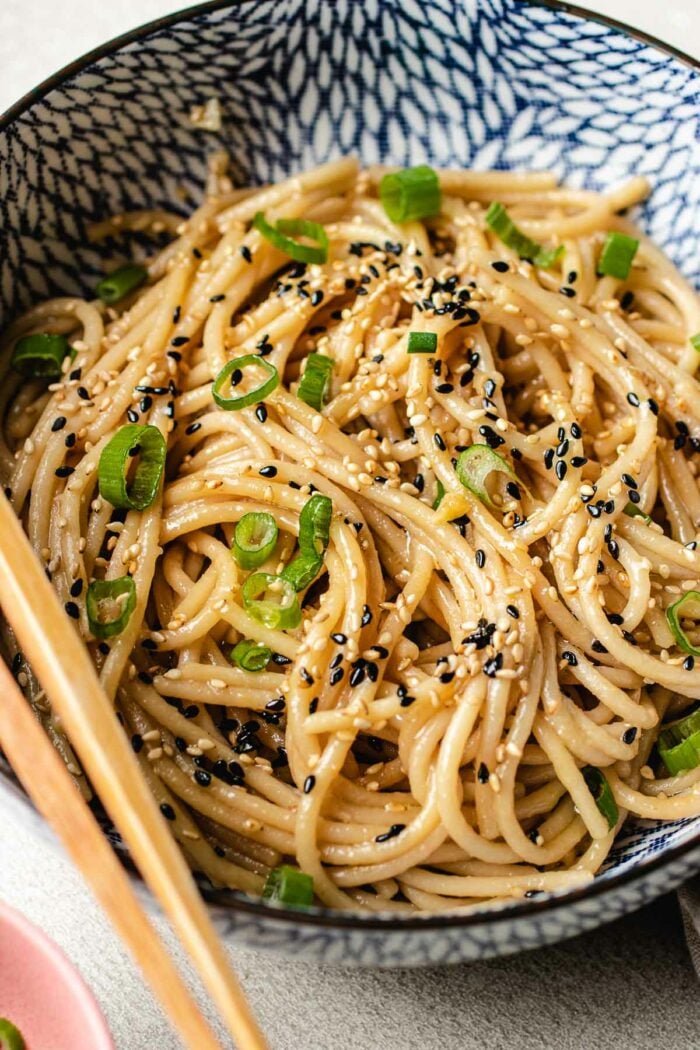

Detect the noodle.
[{"left": 3, "top": 154, "right": 700, "bottom": 913}]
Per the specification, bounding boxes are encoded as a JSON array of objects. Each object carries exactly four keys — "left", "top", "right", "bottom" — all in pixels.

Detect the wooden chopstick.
[
  {"left": 0, "top": 493, "right": 268, "bottom": 1050},
  {"left": 0, "top": 657, "right": 225, "bottom": 1049}
]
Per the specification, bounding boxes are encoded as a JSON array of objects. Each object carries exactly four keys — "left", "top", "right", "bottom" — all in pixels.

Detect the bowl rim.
[{"left": 1, "top": 0, "right": 699, "bottom": 933}]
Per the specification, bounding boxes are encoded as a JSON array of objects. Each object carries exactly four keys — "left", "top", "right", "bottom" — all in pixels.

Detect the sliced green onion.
[
  {"left": 690, "top": 333, "right": 700, "bottom": 352},
  {"left": 98, "top": 424, "right": 166, "bottom": 510},
  {"left": 212, "top": 355, "right": 279, "bottom": 411},
  {"left": 263, "top": 864, "right": 314, "bottom": 907},
  {"left": 96, "top": 263, "right": 148, "bottom": 304},
  {"left": 233, "top": 512, "right": 278, "bottom": 570},
  {"left": 624, "top": 502, "right": 651, "bottom": 524},
  {"left": 282, "top": 552, "right": 324, "bottom": 592},
  {"left": 11, "top": 333, "right": 71, "bottom": 378},
  {"left": 582, "top": 767, "right": 618, "bottom": 829},
  {"left": 86, "top": 576, "right": 136, "bottom": 639},
  {"left": 0, "top": 1019, "right": 25, "bottom": 1050},
  {"left": 253, "top": 212, "right": 328, "bottom": 264},
  {"left": 666, "top": 590, "right": 700, "bottom": 658},
  {"left": 298, "top": 493, "right": 332, "bottom": 556},
  {"left": 379, "top": 165, "right": 441, "bottom": 224},
  {"left": 242, "top": 572, "right": 301, "bottom": 630},
  {"left": 597, "top": 232, "right": 639, "bottom": 280},
  {"left": 485, "top": 202, "right": 563, "bottom": 268},
  {"left": 433, "top": 479, "right": 445, "bottom": 510},
  {"left": 297, "top": 353, "right": 334, "bottom": 411},
  {"left": 231, "top": 638, "right": 272, "bottom": 672},
  {"left": 407, "top": 331, "right": 437, "bottom": 354},
  {"left": 456, "top": 444, "right": 517, "bottom": 508},
  {"left": 658, "top": 707, "right": 700, "bottom": 775}
]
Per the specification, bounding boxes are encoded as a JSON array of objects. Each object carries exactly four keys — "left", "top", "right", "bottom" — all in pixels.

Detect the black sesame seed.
[
  {"left": 131, "top": 734, "right": 144, "bottom": 753},
  {"left": 556, "top": 439, "right": 569, "bottom": 457},
  {"left": 303, "top": 775, "right": 316, "bottom": 794},
  {"left": 70, "top": 579, "right": 83, "bottom": 598},
  {"left": 475, "top": 549, "right": 486, "bottom": 569},
  {"left": 555, "top": 460, "right": 567, "bottom": 481},
  {"left": 627, "top": 392, "right": 640, "bottom": 407},
  {"left": 591, "top": 640, "right": 607, "bottom": 654},
  {"left": 160, "top": 803, "right": 176, "bottom": 821},
  {"left": 622, "top": 727, "right": 637, "bottom": 745},
  {"left": 620, "top": 290, "right": 634, "bottom": 310},
  {"left": 543, "top": 447, "right": 555, "bottom": 470},
  {"left": 562, "top": 651, "right": 578, "bottom": 666},
  {"left": 330, "top": 667, "right": 344, "bottom": 686},
  {"left": 570, "top": 456, "right": 587, "bottom": 468},
  {"left": 55, "top": 466, "right": 74, "bottom": 478},
  {"left": 255, "top": 404, "right": 268, "bottom": 424},
  {"left": 434, "top": 433, "right": 446, "bottom": 451},
  {"left": 477, "top": 762, "right": 490, "bottom": 784},
  {"left": 183, "top": 705, "right": 200, "bottom": 719},
  {"left": 559, "top": 286, "right": 576, "bottom": 298},
  {"left": 506, "top": 605, "right": 520, "bottom": 619},
  {"left": 51, "top": 416, "right": 67, "bottom": 432},
  {"left": 171, "top": 336, "right": 189, "bottom": 347},
  {"left": 361, "top": 605, "right": 372, "bottom": 626},
  {"left": 310, "top": 290, "right": 324, "bottom": 307},
  {"left": 98, "top": 642, "right": 110, "bottom": 655},
  {"left": 570, "top": 422, "right": 582, "bottom": 439},
  {"left": 77, "top": 386, "right": 90, "bottom": 400},
  {"left": 483, "top": 653, "right": 503, "bottom": 677},
  {"left": 627, "top": 489, "right": 641, "bottom": 504},
  {"left": 259, "top": 465, "right": 277, "bottom": 478},
  {"left": 587, "top": 504, "right": 601, "bottom": 518},
  {"left": 240, "top": 245, "right": 252, "bottom": 263},
  {"left": 194, "top": 770, "right": 211, "bottom": 787},
  {"left": 331, "top": 632, "right": 347, "bottom": 644},
  {"left": 647, "top": 398, "right": 659, "bottom": 416},
  {"left": 300, "top": 667, "right": 315, "bottom": 686},
  {"left": 375, "top": 823, "right": 405, "bottom": 843},
  {"left": 684, "top": 656, "right": 695, "bottom": 671},
  {"left": 308, "top": 697, "right": 319, "bottom": 714}
]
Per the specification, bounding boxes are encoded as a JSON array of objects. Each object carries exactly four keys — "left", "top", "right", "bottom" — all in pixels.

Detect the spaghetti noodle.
[{"left": 3, "top": 156, "right": 700, "bottom": 913}]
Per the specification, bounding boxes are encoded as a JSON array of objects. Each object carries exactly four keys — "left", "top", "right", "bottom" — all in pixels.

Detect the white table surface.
[{"left": 1, "top": 3, "right": 699, "bottom": 1049}]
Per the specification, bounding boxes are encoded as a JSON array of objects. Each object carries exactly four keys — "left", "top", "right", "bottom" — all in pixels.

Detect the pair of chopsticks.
[{"left": 0, "top": 493, "right": 268, "bottom": 1050}]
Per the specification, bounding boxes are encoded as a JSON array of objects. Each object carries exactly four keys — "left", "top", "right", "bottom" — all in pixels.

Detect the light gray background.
[{"left": 1, "top": 3, "right": 699, "bottom": 1048}]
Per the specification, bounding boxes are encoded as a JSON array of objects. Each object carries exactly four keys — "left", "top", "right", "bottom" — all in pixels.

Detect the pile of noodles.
[{"left": 3, "top": 155, "right": 700, "bottom": 913}]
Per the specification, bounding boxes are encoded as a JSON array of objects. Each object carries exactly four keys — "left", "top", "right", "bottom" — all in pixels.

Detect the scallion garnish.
[
  {"left": 282, "top": 552, "right": 324, "bottom": 592},
  {"left": 297, "top": 493, "right": 332, "bottom": 556},
  {"left": 96, "top": 264, "right": 148, "bottom": 304},
  {"left": 297, "top": 353, "right": 334, "bottom": 411},
  {"left": 658, "top": 707, "right": 700, "bottom": 775},
  {"left": 407, "top": 332, "right": 437, "bottom": 354},
  {"left": 231, "top": 638, "right": 272, "bottom": 672},
  {"left": 98, "top": 424, "right": 166, "bottom": 510},
  {"left": 690, "top": 333, "right": 700, "bottom": 352},
  {"left": 11, "top": 333, "right": 71, "bottom": 378},
  {"left": 0, "top": 1018, "right": 25, "bottom": 1050},
  {"left": 86, "top": 576, "right": 136, "bottom": 639},
  {"left": 212, "top": 355, "right": 279, "bottom": 411},
  {"left": 432, "top": 479, "right": 445, "bottom": 510},
  {"left": 666, "top": 590, "right": 700, "bottom": 658},
  {"left": 233, "top": 512, "right": 278, "bottom": 570},
  {"left": 597, "top": 232, "right": 639, "bottom": 280},
  {"left": 281, "top": 493, "right": 332, "bottom": 592},
  {"left": 253, "top": 212, "right": 328, "bottom": 264},
  {"left": 262, "top": 864, "right": 314, "bottom": 906},
  {"left": 624, "top": 502, "right": 651, "bottom": 524},
  {"left": 582, "top": 767, "right": 618, "bottom": 829},
  {"left": 242, "top": 572, "right": 301, "bottom": 629},
  {"left": 456, "top": 444, "right": 518, "bottom": 508},
  {"left": 379, "top": 165, "right": 441, "bottom": 224},
  {"left": 485, "top": 202, "right": 563, "bottom": 268}
]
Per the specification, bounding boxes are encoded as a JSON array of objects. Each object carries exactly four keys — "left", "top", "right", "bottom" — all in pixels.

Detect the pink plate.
[{"left": 0, "top": 902, "right": 113, "bottom": 1050}]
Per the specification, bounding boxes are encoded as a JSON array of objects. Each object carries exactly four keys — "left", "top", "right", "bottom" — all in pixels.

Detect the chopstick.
[
  {"left": 0, "top": 493, "right": 268, "bottom": 1050},
  {"left": 0, "top": 656, "right": 224, "bottom": 1049}
]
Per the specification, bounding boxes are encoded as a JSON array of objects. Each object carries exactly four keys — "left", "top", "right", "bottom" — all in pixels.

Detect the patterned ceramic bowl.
[{"left": 1, "top": 0, "right": 700, "bottom": 966}]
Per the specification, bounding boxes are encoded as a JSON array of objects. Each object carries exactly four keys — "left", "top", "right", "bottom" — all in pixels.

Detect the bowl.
[
  {"left": 0, "top": 902, "right": 114, "bottom": 1049},
  {"left": 1, "top": 0, "right": 700, "bottom": 967}
]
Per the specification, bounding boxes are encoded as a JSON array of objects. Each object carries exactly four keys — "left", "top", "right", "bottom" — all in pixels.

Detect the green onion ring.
[
  {"left": 231, "top": 638, "right": 272, "bottom": 672},
  {"left": 456, "top": 444, "right": 518, "bottom": 508},
  {"left": 582, "top": 767, "right": 619, "bottom": 830},
  {"left": 212, "top": 355, "right": 279, "bottom": 411},
  {"left": 262, "top": 864, "right": 314, "bottom": 907},
  {"left": 253, "top": 212, "right": 328, "bottom": 264},
  {"left": 242, "top": 572, "right": 301, "bottom": 630},
  {"left": 98, "top": 424, "right": 166, "bottom": 510},
  {"left": 233, "top": 512, "right": 278, "bottom": 570},
  {"left": 86, "top": 577, "right": 137, "bottom": 639},
  {"left": 11, "top": 333, "right": 71, "bottom": 378}
]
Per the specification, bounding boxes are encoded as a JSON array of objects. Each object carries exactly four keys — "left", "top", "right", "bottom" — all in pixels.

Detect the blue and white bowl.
[{"left": 1, "top": 0, "right": 700, "bottom": 966}]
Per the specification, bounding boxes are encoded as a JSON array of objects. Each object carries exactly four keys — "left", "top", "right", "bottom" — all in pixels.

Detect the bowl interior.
[{"left": 1, "top": 0, "right": 700, "bottom": 915}]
